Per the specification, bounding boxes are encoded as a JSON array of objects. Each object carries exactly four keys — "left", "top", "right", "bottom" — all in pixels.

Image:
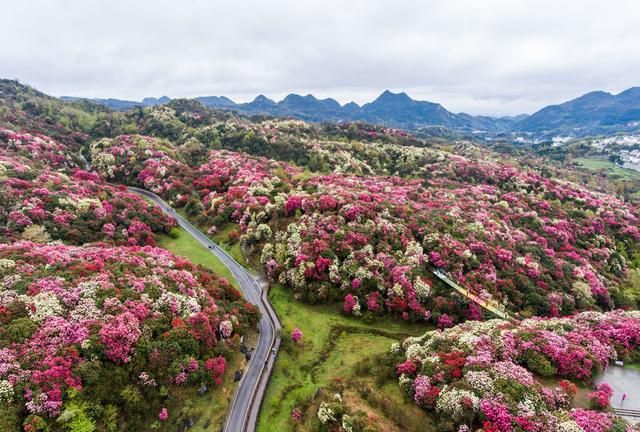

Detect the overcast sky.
[{"left": 2, "top": 0, "right": 639, "bottom": 116}]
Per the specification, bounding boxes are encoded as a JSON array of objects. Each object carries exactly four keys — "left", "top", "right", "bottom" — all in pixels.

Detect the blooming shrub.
[
  {"left": 291, "top": 327, "right": 303, "bottom": 343},
  {"left": 205, "top": 356, "right": 227, "bottom": 386},
  {"left": 570, "top": 409, "right": 615, "bottom": 432},
  {"left": 394, "top": 311, "right": 640, "bottom": 431},
  {"left": 158, "top": 407, "right": 169, "bottom": 421},
  {"left": 291, "top": 407, "right": 303, "bottom": 422},
  {"left": 315, "top": 392, "right": 375, "bottom": 431},
  {"left": 0, "top": 241, "right": 258, "bottom": 430},
  {"left": 588, "top": 383, "right": 613, "bottom": 410}
]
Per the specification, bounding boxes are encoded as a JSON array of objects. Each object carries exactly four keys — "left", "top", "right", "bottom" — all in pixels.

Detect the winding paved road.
[{"left": 128, "top": 187, "right": 281, "bottom": 432}]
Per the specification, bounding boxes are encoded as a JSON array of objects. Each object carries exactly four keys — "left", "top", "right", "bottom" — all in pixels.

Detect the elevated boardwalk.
[
  {"left": 428, "top": 266, "right": 513, "bottom": 321},
  {"left": 613, "top": 408, "right": 640, "bottom": 419}
]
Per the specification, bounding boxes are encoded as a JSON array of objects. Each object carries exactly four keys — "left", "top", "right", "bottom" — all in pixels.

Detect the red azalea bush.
[{"left": 0, "top": 241, "right": 259, "bottom": 430}]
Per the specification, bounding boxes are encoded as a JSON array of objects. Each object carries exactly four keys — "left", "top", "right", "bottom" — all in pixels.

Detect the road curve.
[{"left": 128, "top": 187, "right": 281, "bottom": 432}]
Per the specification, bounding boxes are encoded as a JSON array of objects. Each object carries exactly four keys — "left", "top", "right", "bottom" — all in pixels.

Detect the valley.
[{"left": 0, "top": 78, "right": 639, "bottom": 432}]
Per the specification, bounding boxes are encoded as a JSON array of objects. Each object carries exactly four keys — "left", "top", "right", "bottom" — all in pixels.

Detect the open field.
[
  {"left": 157, "top": 227, "right": 239, "bottom": 288},
  {"left": 573, "top": 157, "right": 640, "bottom": 180},
  {"left": 626, "top": 362, "right": 640, "bottom": 372},
  {"left": 257, "top": 284, "right": 435, "bottom": 432},
  {"left": 210, "top": 223, "right": 252, "bottom": 269}
]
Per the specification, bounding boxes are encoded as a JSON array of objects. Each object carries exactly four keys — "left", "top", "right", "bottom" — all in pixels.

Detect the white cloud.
[{"left": 1, "top": 0, "right": 639, "bottom": 115}]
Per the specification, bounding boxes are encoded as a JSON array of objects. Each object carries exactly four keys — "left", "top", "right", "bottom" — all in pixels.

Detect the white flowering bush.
[
  {"left": 317, "top": 402, "right": 335, "bottom": 424},
  {"left": 0, "top": 380, "right": 14, "bottom": 403},
  {"left": 435, "top": 386, "right": 479, "bottom": 420}
]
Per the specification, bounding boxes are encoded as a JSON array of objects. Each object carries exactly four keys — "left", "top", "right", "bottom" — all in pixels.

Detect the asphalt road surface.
[{"left": 129, "top": 187, "right": 281, "bottom": 432}]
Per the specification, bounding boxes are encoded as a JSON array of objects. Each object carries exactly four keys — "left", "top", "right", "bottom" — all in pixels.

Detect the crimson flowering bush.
[
  {"left": 291, "top": 327, "right": 303, "bottom": 343},
  {"left": 0, "top": 241, "right": 258, "bottom": 430},
  {"left": 588, "top": 383, "right": 613, "bottom": 410},
  {"left": 393, "top": 311, "right": 640, "bottom": 431}
]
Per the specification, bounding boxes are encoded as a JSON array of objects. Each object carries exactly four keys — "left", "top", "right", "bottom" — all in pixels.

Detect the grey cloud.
[{"left": 1, "top": 0, "right": 639, "bottom": 115}]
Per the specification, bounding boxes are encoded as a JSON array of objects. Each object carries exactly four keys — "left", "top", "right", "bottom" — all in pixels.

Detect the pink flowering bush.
[
  {"left": 394, "top": 311, "right": 640, "bottom": 431},
  {"left": 588, "top": 383, "right": 613, "bottom": 410},
  {"left": 571, "top": 409, "right": 616, "bottom": 432},
  {"left": 158, "top": 407, "right": 169, "bottom": 421},
  {"left": 291, "top": 407, "right": 303, "bottom": 422},
  {"left": 291, "top": 327, "right": 303, "bottom": 344},
  {"left": 0, "top": 241, "right": 258, "bottom": 430},
  {"left": 98, "top": 312, "right": 142, "bottom": 363}
]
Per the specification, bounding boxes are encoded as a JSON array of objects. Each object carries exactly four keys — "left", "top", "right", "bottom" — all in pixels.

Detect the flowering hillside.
[
  {"left": 2, "top": 86, "right": 640, "bottom": 432},
  {"left": 89, "top": 134, "right": 196, "bottom": 204},
  {"left": 0, "top": 129, "right": 81, "bottom": 171},
  {"left": 90, "top": 133, "right": 640, "bottom": 323},
  {"left": 0, "top": 241, "right": 259, "bottom": 430},
  {"left": 393, "top": 311, "right": 640, "bottom": 431},
  {"left": 0, "top": 124, "right": 259, "bottom": 430},
  {"left": 1, "top": 129, "right": 175, "bottom": 245}
]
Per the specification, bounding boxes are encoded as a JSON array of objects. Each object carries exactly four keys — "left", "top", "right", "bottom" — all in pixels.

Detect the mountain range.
[{"left": 62, "top": 87, "right": 640, "bottom": 139}]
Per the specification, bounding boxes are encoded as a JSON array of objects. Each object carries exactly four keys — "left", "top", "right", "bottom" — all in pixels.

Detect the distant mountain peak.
[
  {"left": 281, "top": 93, "right": 318, "bottom": 103},
  {"left": 196, "top": 95, "right": 236, "bottom": 107},
  {"left": 618, "top": 87, "right": 640, "bottom": 99},
  {"left": 142, "top": 96, "right": 171, "bottom": 106},
  {"left": 373, "top": 90, "right": 413, "bottom": 104},
  {"left": 252, "top": 94, "right": 275, "bottom": 104}
]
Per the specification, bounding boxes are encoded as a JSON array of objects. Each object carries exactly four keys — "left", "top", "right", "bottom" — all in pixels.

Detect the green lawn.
[
  {"left": 156, "top": 228, "right": 238, "bottom": 288},
  {"left": 174, "top": 209, "right": 252, "bottom": 270},
  {"left": 211, "top": 223, "right": 252, "bottom": 269},
  {"left": 625, "top": 362, "right": 640, "bottom": 371},
  {"left": 573, "top": 157, "right": 640, "bottom": 180},
  {"left": 257, "top": 284, "right": 434, "bottom": 432}
]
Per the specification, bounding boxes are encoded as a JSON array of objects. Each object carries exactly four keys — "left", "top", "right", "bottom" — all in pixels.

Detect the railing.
[{"left": 613, "top": 408, "right": 640, "bottom": 418}]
